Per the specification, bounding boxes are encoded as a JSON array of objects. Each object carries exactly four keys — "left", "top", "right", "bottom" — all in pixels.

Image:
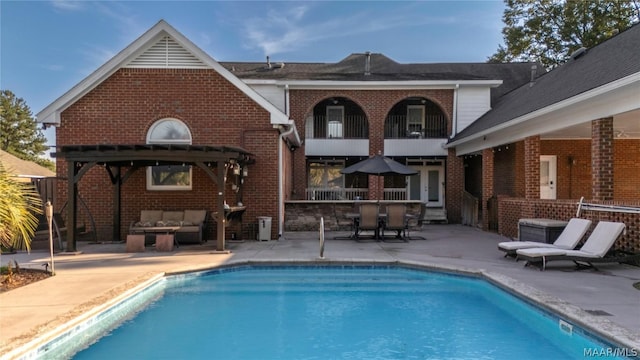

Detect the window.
[
  {"left": 146, "top": 118, "right": 192, "bottom": 190},
  {"left": 308, "top": 160, "right": 344, "bottom": 188},
  {"left": 327, "top": 106, "right": 344, "bottom": 138},
  {"left": 308, "top": 160, "right": 345, "bottom": 200},
  {"left": 407, "top": 105, "right": 424, "bottom": 137}
]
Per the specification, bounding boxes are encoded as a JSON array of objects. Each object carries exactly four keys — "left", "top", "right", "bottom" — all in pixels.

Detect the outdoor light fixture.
[
  {"left": 242, "top": 167, "right": 248, "bottom": 177},
  {"left": 233, "top": 164, "right": 241, "bottom": 176}
]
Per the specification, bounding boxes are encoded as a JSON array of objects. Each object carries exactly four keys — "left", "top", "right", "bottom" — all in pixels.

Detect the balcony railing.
[
  {"left": 384, "top": 115, "right": 447, "bottom": 139},
  {"left": 383, "top": 188, "right": 408, "bottom": 200},
  {"left": 304, "top": 188, "right": 411, "bottom": 201},
  {"left": 305, "top": 188, "right": 368, "bottom": 200},
  {"left": 306, "top": 115, "right": 368, "bottom": 139}
]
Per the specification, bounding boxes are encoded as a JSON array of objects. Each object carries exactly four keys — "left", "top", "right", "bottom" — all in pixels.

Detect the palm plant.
[{"left": 0, "top": 163, "right": 42, "bottom": 251}]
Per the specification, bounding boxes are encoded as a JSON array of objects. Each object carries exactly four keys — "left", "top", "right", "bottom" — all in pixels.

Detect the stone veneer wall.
[{"left": 285, "top": 201, "right": 423, "bottom": 232}]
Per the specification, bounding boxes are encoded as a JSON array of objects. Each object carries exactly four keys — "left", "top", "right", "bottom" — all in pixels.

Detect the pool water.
[{"left": 69, "top": 266, "right": 624, "bottom": 359}]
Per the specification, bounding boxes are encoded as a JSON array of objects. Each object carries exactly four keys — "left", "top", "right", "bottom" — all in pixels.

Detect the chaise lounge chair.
[
  {"left": 498, "top": 218, "right": 592, "bottom": 258},
  {"left": 515, "top": 221, "right": 627, "bottom": 271}
]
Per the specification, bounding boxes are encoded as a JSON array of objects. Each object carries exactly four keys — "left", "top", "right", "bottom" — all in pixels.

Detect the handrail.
[
  {"left": 461, "top": 191, "right": 478, "bottom": 227},
  {"left": 319, "top": 217, "right": 325, "bottom": 259},
  {"left": 576, "top": 196, "right": 640, "bottom": 217}
]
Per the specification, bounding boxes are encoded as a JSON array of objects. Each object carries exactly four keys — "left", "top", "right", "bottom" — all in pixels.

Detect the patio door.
[
  {"left": 408, "top": 165, "right": 444, "bottom": 207},
  {"left": 540, "top": 155, "right": 557, "bottom": 200}
]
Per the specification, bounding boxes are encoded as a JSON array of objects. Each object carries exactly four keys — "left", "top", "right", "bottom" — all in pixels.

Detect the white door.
[
  {"left": 408, "top": 165, "right": 444, "bottom": 207},
  {"left": 540, "top": 155, "right": 557, "bottom": 200}
]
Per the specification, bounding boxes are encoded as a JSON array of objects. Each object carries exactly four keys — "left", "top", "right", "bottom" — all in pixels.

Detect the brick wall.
[
  {"left": 481, "top": 148, "right": 494, "bottom": 231},
  {"left": 541, "top": 140, "right": 592, "bottom": 199},
  {"left": 288, "top": 89, "right": 454, "bottom": 199},
  {"left": 614, "top": 139, "right": 640, "bottom": 200},
  {"left": 592, "top": 117, "right": 614, "bottom": 200},
  {"left": 446, "top": 148, "right": 464, "bottom": 223},
  {"left": 56, "top": 68, "right": 282, "bottom": 241}
]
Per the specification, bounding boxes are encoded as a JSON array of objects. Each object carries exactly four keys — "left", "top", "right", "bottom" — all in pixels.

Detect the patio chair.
[
  {"left": 515, "top": 221, "right": 627, "bottom": 271},
  {"left": 498, "top": 218, "right": 592, "bottom": 258},
  {"left": 356, "top": 203, "right": 380, "bottom": 241},
  {"left": 381, "top": 203, "right": 409, "bottom": 242}
]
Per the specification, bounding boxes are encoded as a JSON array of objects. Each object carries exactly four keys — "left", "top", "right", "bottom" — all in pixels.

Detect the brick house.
[
  {"left": 37, "top": 20, "right": 639, "bottom": 252},
  {"left": 447, "top": 23, "right": 640, "bottom": 252}
]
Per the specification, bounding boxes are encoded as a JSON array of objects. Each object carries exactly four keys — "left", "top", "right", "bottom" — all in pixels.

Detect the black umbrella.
[{"left": 341, "top": 155, "right": 417, "bottom": 176}]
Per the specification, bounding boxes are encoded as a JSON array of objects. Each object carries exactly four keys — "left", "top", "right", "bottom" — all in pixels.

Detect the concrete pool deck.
[{"left": 1, "top": 224, "right": 639, "bottom": 357}]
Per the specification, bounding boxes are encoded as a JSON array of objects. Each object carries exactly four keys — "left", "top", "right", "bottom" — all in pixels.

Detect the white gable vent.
[{"left": 125, "top": 35, "right": 208, "bottom": 69}]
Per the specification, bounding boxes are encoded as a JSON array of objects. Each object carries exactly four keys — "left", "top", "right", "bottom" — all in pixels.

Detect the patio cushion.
[
  {"left": 162, "top": 211, "right": 184, "bottom": 223},
  {"left": 183, "top": 210, "right": 207, "bottom": 225},
  {"left": 140, "top": 210, "right": 163, "bottom": 225}
]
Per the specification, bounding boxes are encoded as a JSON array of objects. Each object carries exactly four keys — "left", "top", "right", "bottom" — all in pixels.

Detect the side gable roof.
[
  {"left": 0, "top": 150, "right": 55, "bottom": 181},
  {"left": 450, "top": 23, "right": 640, "bottom": 144},
  {"left": 222, "top": 54, "right": 539, "bottom": 105},
  {"left": 36, "top": 20, "right": 290, "bottom": 126}
]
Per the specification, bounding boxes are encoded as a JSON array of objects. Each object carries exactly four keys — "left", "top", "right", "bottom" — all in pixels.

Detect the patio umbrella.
[
  {"left": 341, "top": 155, "right": 417, "bottom": 176},
  {"left": 341, "top": 155, "right": 417, "bottom": 200}
]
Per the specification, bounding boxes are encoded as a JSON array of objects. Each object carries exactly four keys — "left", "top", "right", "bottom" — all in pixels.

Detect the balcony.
[
  {"left": 384, "top": 115, "right": 447, "bottom": 139},
  {"left": 306, "top": 115, "right": 369, "bottom": 139},
  {"left": 305, "top": 115, "right": 369, "bottom": 156}
]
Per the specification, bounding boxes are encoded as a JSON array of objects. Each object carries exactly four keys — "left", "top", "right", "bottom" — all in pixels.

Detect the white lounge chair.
[
  {"left": 498, "top": 218, "right": 592, "bottom": 258},
  {"left": 516, "top": 221, "right": 627, "bottom": 271}
]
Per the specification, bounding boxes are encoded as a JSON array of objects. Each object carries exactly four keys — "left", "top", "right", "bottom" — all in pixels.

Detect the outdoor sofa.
[{"left": 129, "top": 209, "right": 207, "bottom": 244}]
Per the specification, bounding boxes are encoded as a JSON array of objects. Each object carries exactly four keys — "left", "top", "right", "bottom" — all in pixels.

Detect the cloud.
[
  {"left": 42, "top": 64, "right": 64, "bottom": 72},
  {"left": 50, "top": 0, "right": 84, "bottom": 12},
  {"left": 93, "top": 2, "right": 145, "bottom": 39},
  {"left": 241, "top": 3, "right": 457, "bottom": 57},
  {"left": 77, "top": 44, "right": 117, "bottom": 74}
]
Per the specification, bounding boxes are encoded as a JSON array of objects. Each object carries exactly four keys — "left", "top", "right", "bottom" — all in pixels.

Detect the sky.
[{"left": 0, "top": 0, "right": 507, "bottom": 150}]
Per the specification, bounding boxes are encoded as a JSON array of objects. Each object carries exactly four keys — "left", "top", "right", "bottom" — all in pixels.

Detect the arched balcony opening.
[
  {"left": 305, "top": 97, "right": 368, "bottom": 139},
  {"left": 384, "top": 97, "right": 447, "bottom": 139}
]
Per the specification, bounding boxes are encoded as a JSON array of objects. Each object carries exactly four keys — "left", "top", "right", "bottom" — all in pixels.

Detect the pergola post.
[
  {"left": 66, "top": 161, "right": 78, "bottom": 252},
  {"left": 216, "top": 160, "right": 226, "bottom": 251},
  {"left": 112, "top": 166, "right": 121, "bottom": 242}
]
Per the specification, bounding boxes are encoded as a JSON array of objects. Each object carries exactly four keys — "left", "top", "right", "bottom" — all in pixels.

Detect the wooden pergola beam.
[{"left": 54, "top": 144, "right": 253, "bottom": 252}]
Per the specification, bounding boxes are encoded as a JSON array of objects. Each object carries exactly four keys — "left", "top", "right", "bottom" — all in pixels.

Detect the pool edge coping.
[{"left": 4, "top": 258, "right": 639, "bottom": 359}]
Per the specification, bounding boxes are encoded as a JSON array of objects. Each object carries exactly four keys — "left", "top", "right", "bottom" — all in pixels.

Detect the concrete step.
[{"left": 422, "top": 208, "right": 448, "bottom": 224}]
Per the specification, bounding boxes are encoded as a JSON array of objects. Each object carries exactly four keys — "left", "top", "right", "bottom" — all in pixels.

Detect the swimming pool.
[{"left": 41, "top": 265, "right": 633, "bottom": 359}]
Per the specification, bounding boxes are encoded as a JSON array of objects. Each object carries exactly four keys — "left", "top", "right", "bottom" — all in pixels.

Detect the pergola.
[{"left": 54, "top": 144, "right": 254, "bottom": 252}]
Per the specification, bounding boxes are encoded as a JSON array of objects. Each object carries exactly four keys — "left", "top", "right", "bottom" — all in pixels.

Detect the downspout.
[
  {"left": 277, "top": 123, "right": 296, "bottom": 240},
  {"left": 451, "top": 83, "right": 459, "bottom": 138}
]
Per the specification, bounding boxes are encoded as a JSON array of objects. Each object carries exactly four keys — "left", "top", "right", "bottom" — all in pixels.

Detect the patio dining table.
[{"left": 345, "top": 212, "right": 416, "bottom": 240}]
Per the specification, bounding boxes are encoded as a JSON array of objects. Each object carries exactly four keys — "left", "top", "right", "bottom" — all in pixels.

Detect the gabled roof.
[
  {"left": 36, "top": 20, "right": 290, "bottom": 126},
  {"left": 0, "top": 150, "right": 55, "bottom": 181},
  {"left": 451, "top": 23, "right": 640, "bottom": 144},
  {"left": 222, "top": 54, "right": 539, "bottom": 105}
]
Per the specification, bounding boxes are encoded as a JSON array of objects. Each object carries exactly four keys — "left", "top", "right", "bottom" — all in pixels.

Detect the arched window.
[{"left": 146, "top": 118, "right": 192, "bottom": 190}]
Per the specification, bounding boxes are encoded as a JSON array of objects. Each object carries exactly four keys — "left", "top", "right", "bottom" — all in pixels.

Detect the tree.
[
  {"left": 0, "top": 90, "right": 54, "bottom": 170},
  {"left": 489, "top": 0, "right": 640, "bottom": 69},
  {"left": 0, "top": 163, "right": 42, "bottom": 251}
]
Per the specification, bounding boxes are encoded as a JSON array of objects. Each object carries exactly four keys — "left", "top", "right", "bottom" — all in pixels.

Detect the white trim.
[
  {"left": 146, "top": 118, "right": 192, "bottom": 143},
  {"left": 146, "top": 117, "right": 192, "bottom": 191},
  {"left": 37, "top": 20, "right": 291, "bottom": 127},
  {"left": 274, "top": 79, "right": 502, "bottom": 90},
  {"left": 146, "top": 166, "right": 193, "bottom": 191}
]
